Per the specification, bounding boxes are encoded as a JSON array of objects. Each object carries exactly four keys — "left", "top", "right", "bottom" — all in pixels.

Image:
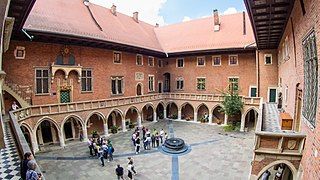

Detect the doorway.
[
  {"left": 268, "top": 88, "right": 277, "bottom": 103},
  {"left": 158, "top": 81, "right": 163, "bottom": 93},
  {"left": 64, "top": 121, "right": 73, "bottom": 139},
  {"left": 41, "top": 121, "right": 53, "bottom": 143}
]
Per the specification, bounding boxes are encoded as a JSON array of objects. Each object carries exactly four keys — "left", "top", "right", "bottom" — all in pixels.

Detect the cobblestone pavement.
[{"left": 36, "top": 120, "right": 255, "bottom": 180}]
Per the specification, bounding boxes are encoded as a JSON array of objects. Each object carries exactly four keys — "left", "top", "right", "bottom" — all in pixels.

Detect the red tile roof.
[{"left": 24, "top": 0, "right": 255, "bottom": 54}]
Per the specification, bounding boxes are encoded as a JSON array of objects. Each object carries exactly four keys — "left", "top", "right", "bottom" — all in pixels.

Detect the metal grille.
[
  {"left": 60, "top": 90, "right": 70, "bottom": 103},
  {"left": 302, "top": 31, "right": 318, "bottom": 127}
]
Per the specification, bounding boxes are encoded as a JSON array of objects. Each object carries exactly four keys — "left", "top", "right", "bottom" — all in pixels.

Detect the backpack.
[{"left": 111, "top": 147, "right": 114, "bottom": 153}]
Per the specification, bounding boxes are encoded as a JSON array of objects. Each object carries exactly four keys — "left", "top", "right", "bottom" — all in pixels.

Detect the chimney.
[
  {"left": 155, "top": 23, "right": 159, "bottom": 27},
  {"left": 111, "top": 4, "right": 117, "bottom": 16},
  {"left": 133, "top": 12, "right": 139, "bottom": 22},
  {"left": 213, "top": 9, "right": 220, "bottom": 32},
  {"left": 243, "top": 11, "right": 246, "bottom": 35}
]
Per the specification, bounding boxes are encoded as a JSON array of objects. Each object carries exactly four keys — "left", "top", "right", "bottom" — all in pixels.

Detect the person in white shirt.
[
  {"left": 159, "top": 129, "right": 165, "bottom": 143},
  {"left": 11, "top": 101, "right": 19, "bottom": 111}
]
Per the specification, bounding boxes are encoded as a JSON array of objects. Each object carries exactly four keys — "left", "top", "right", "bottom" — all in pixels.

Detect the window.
[
  {"left": 197, "top": 78, "right": 206, "bottom": 90},
  {"left": 113, "top": 52, "right": 122, "bottom": 64},
  {"left": 177, "top": 58, "right": 184, "bottom": 68},
  {"left": 111, "top": 76, "right": 123, "bottom": 95},
  {"left": 284, "top": 86, "right": 289, "bottom": 105},
  {"left": 148, "top": 56, "right": 154, "bottom": 67},
  {"left": 250, "top": 86, "right": 257, "bottom": 97},
  {"left": 14, "top": 46, "right": 25, "bottom": 59},
  {"left": 229, "top": 55, "right": 238, "bottom": 65},
  {"left": 212, "top": 56, "right": 221, "bottom": 66},
  {"left": 229, "top": 77, "right": 239, "bottom": 93},
  {"left": 81, "top": 69, "right": 92, "bottom": 92},
  {"left": 35, "top": 69, "right": 49, "bottom": 94},
  {"left": 265, "top": 54, "right": 272, "bottom": 64},
  {"left": 283, "top": 37, "right": 290, "bottom": 61},
  {"left": 158, "top": 59, "right": 163, "bottom": 68},
  {"left": 136, "top": 54, "right": 143, "bottom": 66},
  {"left": 197, "top": 57, "right": 205, "bottom": 66},
  {"left": 176, "top": 77, "right": 184, "bottom": 90},
  {"left": 148, "top": 75, "right": 155, "bottom": 92},
  {"left": 302, "top": 31, "right": 318, "bottom": 127}
]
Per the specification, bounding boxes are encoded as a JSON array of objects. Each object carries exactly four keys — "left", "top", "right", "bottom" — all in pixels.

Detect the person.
[
  {"left": 203, "top": 112, "right": 208, "bottom": 122},
  {"left": 26, "top": 160, "right": 41, "bottom": 180},
  {"left": 261, "top": 170, "right": 271, "bottom": 180},
  {"left": 275, "top": 164, "right": 284, "bottom": 180},
  {"left": 135, "top": 137, "right": 141, "bottom": 154},
  {"left": 146, "top": 135, "right": 151, "bottom": 150},
  {"left": 107, "top": 144, "right": 114, "bottom": 162},
  {"left": 21, "top": 152, "right": 33, "bottom": 180},
  {"left": 143, "top": 137, "right": 147, "bottom": 150},
  {"left": 115, "top": 164, "right": 124, "bottom": 180},
  {"left": 127, "top": 162, "right": 134, "bottom": 180},
  {"left": 79, "top": 133, "right": 83, "bottom": 142},
  {"left": 11, "top": 101, "right": 19, "bottom": 111},
  {"left": 142, "top": 126, "right": 146, "bottom": 139},
  {"left": 98, "top": 147, "right": 105, "bottom": 166},
  {"left": 145, "top": 129, "right": 151, "bottom": 137},
  {"left": 93, "top": 142, "right": 98, "bottom": 156},
  {"left": 151, "top": 134, "right": 155, "bottom": 148},
  {"left": 160, "top": 129, "right": 164, "bottom": 143},
  {"left": 88, "top": 138, "right": 93, "bottom": 156},
  {"left": 155, "top": 133, "right": 160, "bottom": 147},
  {"left": 164, "top": 133, "right": 168, "bottom": 141},
  {"left": 128, "top": 157, "right": 137, "bottom": 175},
  {"left": 132, "top": 133, "right": 136, "bottom": 146},
  {"left": 102, "top": 143, "right": 108, "bottom": 159}
]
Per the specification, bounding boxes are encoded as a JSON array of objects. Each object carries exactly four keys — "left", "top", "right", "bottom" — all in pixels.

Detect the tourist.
[
  {"left": 151, "top": 134, "right": 155, "bottom": 148},
  {"left": 152, "top": 128, "right": 158, "bottom": 136},
  {"left": 88, "top": 138, "right": 93, "bottom": 156},
  {"left": 146, "top": 128, "right": 151, "bottom": 137},
  {"left": 79, "top": 133, "right": 83, "bottom": 141},
  {"left": 155, "top": 133, "right": 160, "bottom": 147},
  {"left": 115, "top": 164, "right": 124, "bottom": 180},
  {"left": 261, "top": 170, "right": 271, "bottom": 180},
  {"left": 127, "top": 162, "right": 134, "bottom": 180},
  {"left": 26, "top": 160, "right": 41, "bottom": 180},
  {"left": 93, "top": 141, "right": 98, "bottom": 156},
  {"left": 135, "top": 137, "right": 141, "bottom": 154},
  {"left": 102, "top": 143, "right": 108, "bottom": 159},
  {"left": 21, "top": 152, "right": 33, "bottom": 180},
  {"left": 146, "top": 135, "right": 151, "bottom": 150},
  {"left": 160, "top": 129, "right": 164, "bottom": 143},
  {"left": 11, "top": 101, "right": 19, "bottom": 111},
  {"left": 132, "top": 133, "right": 136, "bottom": 146},
  {"left": 142, "top": 126, "right": 146, "bottom": 139},
  {"left": 128, "top": 157, "right": 137, "bottom": 175},
  {"left": 143, "top": 137, "right": 147, "bottom": 150},
  {"left": 164, "top": 133, "right": 168, "bottom": 141},
  {"left": 107, "top": 144, "right": 114, "bottom": 162},
  {"left": 98, "top": 147, "right": 105, "bottom": 166}
]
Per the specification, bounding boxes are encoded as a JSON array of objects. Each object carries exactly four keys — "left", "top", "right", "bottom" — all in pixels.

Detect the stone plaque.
[{"left": 135, "top": 72, "right": 144, "bottom": 81}]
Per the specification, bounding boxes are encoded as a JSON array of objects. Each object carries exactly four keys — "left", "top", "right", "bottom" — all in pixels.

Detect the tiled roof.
[{"left": 24, "top": 0, "right": 256, "bottom": 54}]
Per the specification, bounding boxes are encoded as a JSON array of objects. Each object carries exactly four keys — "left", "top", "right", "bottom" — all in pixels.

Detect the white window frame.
[
  {"left": 176, "top": 77, "right": 184, "bottom": 90},
  {"left": 249, "top": 86, "right": 257, "bottom": 97},
  {"left": 196, "top": 77, "right": 206, "bottom": 90},
  {"left": 267, "top": 87, "right": 278, "bottom": 103},
  {"left": 81, "top": 68, "right": 93, "bottom": 92},
  {"left": 228, "top": 76, "right": 239, "bottom": 92},
  {"left": 148, "top": 75, "right": 155, "bottom": 92},
  {"left": 113, "top": 51, "right": 122, "bottom": 64},
  {"left": 229, "top": 55, "right": 238, "bottom": 66},
  {"left": 136, "top": 54, "right": 143, "bottom": 66},
  {"left": 111, "top": 76, "right": 124, "bottom": 95},
  {"left": 158, "top": 59, "right": 163, "bottom": 68},
  {"left": 148, "top": 56, "right": 154, "bottom": 67},
  {"left": 264, "top": 54, "right": 272, "bottom": 65},
  {"left": 197, "top": 56, "right": 206, "bottom": 67},
  {"left": 176, "top": 58, "right": 184, "bottom": 68},
  {"left": 212, "top": 55, "right": 221, "bottom": 66}
]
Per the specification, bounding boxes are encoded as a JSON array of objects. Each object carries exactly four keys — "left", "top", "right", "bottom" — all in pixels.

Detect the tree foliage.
[{"left": 221, "top": 92, "right": 244, "bottom": 116}]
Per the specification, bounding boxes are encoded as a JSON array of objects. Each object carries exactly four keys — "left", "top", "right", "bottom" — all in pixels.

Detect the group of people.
[
  {"left": 87, "top": 137, "right": 114, "bottom": 166},
  {"left": 131, "top": 126, "right": 168, "bottom": 154},
  {"left": 20, "top": 152, "right": 42, "bottom": 180},
  {"left": 115, "top": 157, "right": 137, "bottom": 180}
]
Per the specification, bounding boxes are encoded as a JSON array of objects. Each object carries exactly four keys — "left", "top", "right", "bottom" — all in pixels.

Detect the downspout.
[
  {"left": 256, "top": 50, "right": 260, "bottom": 97},
  {"left": 22, "top": 29, "right": 34, "bottom": 41}
]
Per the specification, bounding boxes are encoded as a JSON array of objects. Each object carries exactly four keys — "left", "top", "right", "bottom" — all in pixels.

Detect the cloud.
[
  {"left": 182, "top": 16, "right": 191, "bottom": 22},
  {"left": 223, "top": 7, "right": 238, "bottom": 15},
  {"left": 91, "top": 0, "right": 167, "bottom": 26}
]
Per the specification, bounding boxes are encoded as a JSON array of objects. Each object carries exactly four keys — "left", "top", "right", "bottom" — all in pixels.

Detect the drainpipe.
[
  {"left": 256, "top": 50, "right": 260, "bottom": 97},
  {"left": 22, "top": 29, "right": 34, "bottom": 41}
]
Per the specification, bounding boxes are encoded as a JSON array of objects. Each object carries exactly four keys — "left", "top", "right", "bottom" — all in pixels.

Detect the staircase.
[{"left": 3, "top": 78, "right": 32, "bottom": 108}]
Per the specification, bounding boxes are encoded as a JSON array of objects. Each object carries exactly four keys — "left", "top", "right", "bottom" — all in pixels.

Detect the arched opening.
[
  {"left": 258, "top": 163, "right": 294, "bottom": 180},
  {"left": 244, "top": 109, "right": 258, "bottom": 131},
  {"left": 36, "top": 120, "right": 59, "bottom": 147},
  {"left": 107, "top": 110, "right": 123, "bottom": 130},
  {"left": 87, "top": 114, "right": 104, "bottom": 136},
  {"left": 21, "top": 125, "right": 32, "bottom": 149},
  {"left": 197, "top": 104, "right": 209, "bottom": 123},
  {"left": 62, "top": 117, "right": 83, "bottom": 142},
  {"left": 212, "top": 106, "right": 224, "bottom": 124},
  {"left": 166, "top": 102, "right": 178, "bottom": 119},
  {"left": 181, "top": 103, "right": 194, "bottom": 121},
  {"left": 227, "top": 111, "right": 242, "bottom": 125},
  {"left": 156, "top": 103, "right": 164, "bottom": 120},
  {"left": 125, "top": 107, "right": 139, "bottom": 129},
  {"left": 136, "top": 83, "right": 142, "bottom": 96},
  {"left": 142, "top": 105, "right": 154, "bottom": 122},
  {"left": 3, "top": 90, "right": 22, "bottom": 113}
]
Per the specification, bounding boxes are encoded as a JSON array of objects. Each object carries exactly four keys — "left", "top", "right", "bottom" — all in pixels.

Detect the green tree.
[{"left": 221, "top": 92, "right": 244, "bottom": 117}]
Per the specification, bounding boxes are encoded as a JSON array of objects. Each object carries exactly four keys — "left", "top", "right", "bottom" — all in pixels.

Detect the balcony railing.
[{"left": 12, "top": 93, "right": 261, "bottom": 122}]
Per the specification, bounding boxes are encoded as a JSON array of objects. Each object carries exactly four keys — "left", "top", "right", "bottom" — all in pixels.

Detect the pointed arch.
[
  {"left": 257, "top": 160, "right": 297, "bottom": 180},
  {"left": 85, "top": 111, "right": 106, "bottom": 125},
  {"left": 33, "top": 116, "right": 60, "bottom": 132}
]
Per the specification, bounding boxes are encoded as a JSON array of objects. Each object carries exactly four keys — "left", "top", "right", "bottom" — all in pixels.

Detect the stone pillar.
[
  {"left": 153, "top": 112, "right": 157, "bottom": 122},
  {"left": 59, "top": 131, "right": 65, "bottom": 147},
  {"left": 71, "top": 121, "right": 75, "bottom": 138},
  {"left": 122, "top": 119, "right": 127, "bottom": 132},
  {"left": 82, "top": 125, "right": 88, "bottom": 141},
  {"left": 178, "top": 110, "right": 182, "bottom": 120},
  {"left": 240, "top": 115, "right": 245, "bottom": 132},
  {"left": 51, "top": 126, "right": 57, "bottom": 143},
  {"left": 208, "top": 113, "right": 212, "bottom": 124},
  {"left": 31, "top": 131, "right": 39, "bottom": 153},
  {"left": 224, "top": 114, "right": 228, "bottom": 125},
  {"left": 104, "top": 123, "right": 109, "bottom": 136},
  {"left": 37, "top": 127, "right": 43, "bottom": 145},
  {"left": 137, "top": 114, "right": 142, "bottom": 127},
  {"left": 163, "top": 109, "right": 167, "bottom": 119},
  {"left": 194, "top": 112, "right": 197, "bottom": 122}
]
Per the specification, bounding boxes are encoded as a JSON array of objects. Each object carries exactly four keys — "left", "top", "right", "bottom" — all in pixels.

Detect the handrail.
[{"left": 9, "top": 111, "right": 45, "bottom": 179}]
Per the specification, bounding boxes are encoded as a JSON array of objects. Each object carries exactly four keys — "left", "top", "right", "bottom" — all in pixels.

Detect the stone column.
[
  {"left": 37, "top": 127, "right": 43, "bottom": 145},
  {"left": 104, "top": 123, "right": 109, "bottom": 136},
  {"left": 153, "top": 112, "right": 157, "bottom": 122},
  {"left": 163, "top": 109, "right": 167, "bottom": 119},
  {"left": 178, "top": 110, "right": 182, "bottom": 120},
  {"left": 82, "top": 125, "right": 88, "bottom": 141},
  {"left": 240, "top": 115, "right": 245, "bottom": 132},
  {"left": 71, "top": 121, "right": 75, "bottom": 138},
  {"left": 59, "top": 131, "right": 65, "bottom": 148},
  {"left": 137, "top": 114, "right": 142, "bottom": 128},
  {"left": 122, "top": 119, "right": 127, "bottom": 132},
  {"left": 224, "top": 114, "right": 228, "bottom": 125},
  {"left": 194, "top": 112, "right": 198, "bottom": 122},
  {"left": 31, "top": 131, "right": 39, "bottom": 153},
  {"left": 208, "top": 113, "right": 212, "bottom": 124},
  {"left": 51, "top": 126, "right": 57, "bottom": 143}
]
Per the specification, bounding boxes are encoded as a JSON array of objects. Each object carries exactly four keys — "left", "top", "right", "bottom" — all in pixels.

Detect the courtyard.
[{"left": 36, "top": 120, "right": 254, "bottom": 180}]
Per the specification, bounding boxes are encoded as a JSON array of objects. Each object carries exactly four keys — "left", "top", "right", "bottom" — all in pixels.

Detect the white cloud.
[
  {"left": 223, "top": 7, "right": 238, "bottom": 15},
  {"left": 182, "top": 16, "right": 191, "bottom": 22},
  {"left": 90, "top": 0, "right": 167, "bottom": 26}
]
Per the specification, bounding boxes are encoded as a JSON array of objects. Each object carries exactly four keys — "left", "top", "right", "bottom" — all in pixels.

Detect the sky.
[{"left": 90, "top": 0, "right": 246, "bottom": 26}]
